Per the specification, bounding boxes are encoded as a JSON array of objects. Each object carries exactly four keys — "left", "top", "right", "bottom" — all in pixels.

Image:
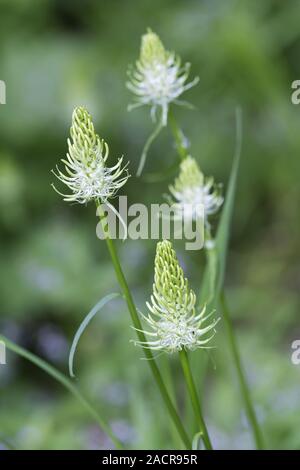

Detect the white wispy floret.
[
  {"left": 133, "top": 240, "right": 220, "bottom": 353},
  {"left": 127, "top": 29, "right": 199, "bottom": 126},
  {"left": 168, "top": 156, "right": 223, "bottom": 225},
  {"left": 52, "top": 106, "right": 129, "bottom": 204}
]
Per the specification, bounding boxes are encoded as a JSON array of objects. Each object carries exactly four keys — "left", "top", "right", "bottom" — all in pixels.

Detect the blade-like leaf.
[
  {"left": 199, "top": 107, "right": 243, "bottom": 306},
  {"left": 0, "top": 334, "right": 123, "bottom": 449},
  {"left": 136, "top": 118, "right": 164, "bottom": 177},
  {"left": 192, "top": 431, "right": 204, "bottom": 450},
  {"left": 69, "top": 292, "right": 120, "bottom": 378},
  {"left": 215, "top": 107, "right": 242, "bottom": 293}
]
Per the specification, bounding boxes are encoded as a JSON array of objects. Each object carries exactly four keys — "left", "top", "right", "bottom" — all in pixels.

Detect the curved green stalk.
[
  {"left": 179, "top": 350, "right": 212, "bottom": 450},
  {"left": 141, "top": 107, "right": 263, "bottom": 450},
  {"left": 168, "top": 111, "right": 213, "bottom": 450},
  {"left": 96, "top": 201, "right": 191, "bottom": 449},
  {"left": 137, "top": 118, "right": 164, "bottom": 176},
  {"left": 0, "top": 334, "right": 123, "bottom": 449},
  {"left": 201, "top": 109, "right": 264, "bottom": 449},
  {"left": 203, "top": 227, "right": 218, "bottom": 305},
  {"left": 220, "top": 294, "right": 265, "bottom": 449},
  {"left": 169, "top": 109, "right": 264, "bottom": 449},
  {"left": 69, "top": 293, "right": 120, "bottom": 378},
  {"left": 159, "top": 355, "right": 183, "bottom": 449}
]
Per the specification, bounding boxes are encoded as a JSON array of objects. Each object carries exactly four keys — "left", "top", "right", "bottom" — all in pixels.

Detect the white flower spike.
[
  {"left": 127, "top": 29, "right": 199, "bottom": 126},
  {"left": 168, "top": 156, "right": 223, "bottom": 225},
  {"left": 52, "top": 106, "right": 129, "bottom": 204},
  {"left": 133, "top": 240, "right": 220, "bottom": 353}
]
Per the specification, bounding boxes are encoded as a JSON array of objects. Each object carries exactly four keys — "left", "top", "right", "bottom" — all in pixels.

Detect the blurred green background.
[{"left": 1, "top": 0, "right": 300, "bottom": 450}]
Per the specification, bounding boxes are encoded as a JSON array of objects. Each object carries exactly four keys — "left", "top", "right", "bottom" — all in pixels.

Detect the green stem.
[
  {"left": 0, "top": 334, "right": 123, "bottom": 450},
  {"left": 168, "top": 112, "right": 212, "bottom": 449},
  {"left": 169, "top": 108, "right": 262, "bottom": 449},
  {"left": 179, "top": 350, "right": 213, "bottom": 450},
  {"left": 159, "top": 355, "right": 183, "bottom": 449},
  {"left": 220, "top": 293, "right": 265, "bottom": 450},
  {"left": 137, "top": 118, "right": 163, "bottom": 177},
  {"left": 204, "top": 226, "right": 218, "bottom": 305},
  {"left": 168, "top": 109, "right": 189, "bottom": 160},
  {"left": 96, "top": 202, "right": 191, "bottom": 449}
]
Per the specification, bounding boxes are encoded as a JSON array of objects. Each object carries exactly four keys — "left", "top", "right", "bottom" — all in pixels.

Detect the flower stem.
[
  {"left": 136, "top": 118, "right": 163, "bottom": 177},
  {"left": 220, "top": 292, "right": 265, "bottom": 449},
  {"left": 179, "top": 349, "right": 213, "bottom": 450},
  {"left": 204, "top": 227, "right": 218, "bottom": 304},
  {"left": 168, "top": 111, "right": 212, "bottom": 450},
  {"left": 96, "top": 201, "right": 191, "bottom": 449}
]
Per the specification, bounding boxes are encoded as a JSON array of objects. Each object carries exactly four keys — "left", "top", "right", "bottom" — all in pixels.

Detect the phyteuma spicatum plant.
[
  {"left": 132, "top": 239, "right": 217, "bottom": 449},
  {"left": 127, "top": 28, "right": 199, "bottom": 176},
  {"left": 52, "top": 106, "right": 191, "bottom": 449},
  {"left": 127, "top": 29, "right": 199, "bottom": 126},
  {"left": 168, "top": 156, "right": 223, "bottom": 227},
  {"left": 52, "top": 106, "right": 129, "bottom": 204},
  {"left": 133, "top": 240, "right": 220, "bottom": 353}
]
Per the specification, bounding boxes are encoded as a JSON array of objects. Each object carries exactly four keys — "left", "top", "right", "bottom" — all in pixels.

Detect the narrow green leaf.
[
  {"left": 215, "top": 107, "right": 242, "bottom": 294},
  {"left": 0, "top": 334, "right": 123, "bottom": 449},
  {"left": 69, "top": 292, "right": 120, "bottom": 378},
  {"left": 199, "top": 107, "right": 243, "bottom": 306},
  {"left": 136, "top": 118, "right": 164, "bottom": 177},
  {"left": 192, "top": 431, "right": 204, "bottom": 450}
]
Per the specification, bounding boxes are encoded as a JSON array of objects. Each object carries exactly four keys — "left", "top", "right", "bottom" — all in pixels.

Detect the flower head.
[
  {"left": 127, "top": 29, "right": 199, "bottom": 126},
  {"left": 168, "top": 156, "right": 223, "bottom": 224},
  {"left": 134, "top": 240, "right": 219, "bottom": 353},
  {"left": 52, "top": 106, "right": 129, "bottom": 204}
]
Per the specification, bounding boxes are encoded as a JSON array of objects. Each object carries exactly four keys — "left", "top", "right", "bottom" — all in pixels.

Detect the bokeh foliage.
[{"left": 0, "top": 0, "right": 300, "bottom": 449}]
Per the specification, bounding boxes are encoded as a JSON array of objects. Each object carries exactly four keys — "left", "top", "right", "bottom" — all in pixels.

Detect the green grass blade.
[
  {"left": 199, "top": 107, "right": 242, "bottom": 306},
  {"left": 192, "top": 431, "right": 204, "bottom": 450},
  {"left": 0, "top": 334, "right": 124, "bottom": 449},
  {"left": 69, "top": 292, "right": 120, "bottom": 378},
  {"left": 215, "top": 107, "right": 242, "bottom": 294},
  {"left": 136, "top": 118, "right": 164, "bottom": 177},
  {"left": 220, "top": 294, "right": 265, "bottom": 449},
  {"left": 196, "top": 108, "right": 264, "bottom": 448}
]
